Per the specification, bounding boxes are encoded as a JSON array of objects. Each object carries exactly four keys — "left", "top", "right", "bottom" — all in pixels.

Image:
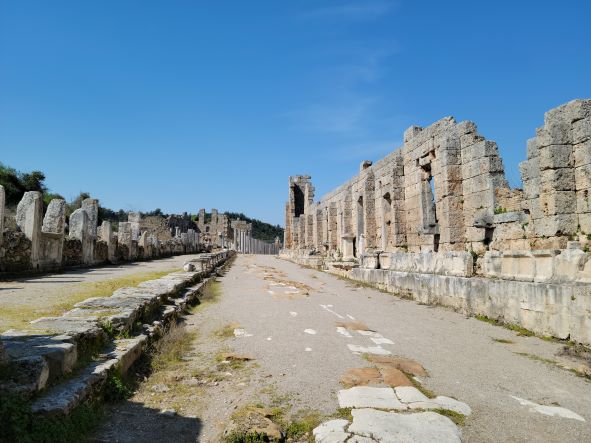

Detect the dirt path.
[{"left": 93, "top": 255, "right": 591, "bottom": 442}]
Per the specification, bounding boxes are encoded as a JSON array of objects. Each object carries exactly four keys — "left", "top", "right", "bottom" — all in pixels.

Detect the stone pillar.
[
  {"left": 40, "top": 199, "right": 66, "bottom": 267},
  {"left": 118, "top": 222, "right": 133, "bottom": 260},
  {"left": 342, "top": 233, "right": 356, "bottom": 260},
  {"left": 0, "top": 185, "right": 4, "bottom": 249},
  {"left": 128, "top": 212, "right": 141, "bottom": 241},
  {"left": 70, "top": 208, "right": 94, "bottom": 264},
  {"left": 101, "top": 221, "right": 116, "bottom": 262},
  {"left": 81, "top": 198, "right": 99, "bottom": 239},
  {"left": 16, "top": 191, "right": 43, "bottom": 269}
]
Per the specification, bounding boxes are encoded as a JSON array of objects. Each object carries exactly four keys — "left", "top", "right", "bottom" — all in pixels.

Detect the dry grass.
[{"left": 0, "top": 269, "right": 179, "bottom": 332}]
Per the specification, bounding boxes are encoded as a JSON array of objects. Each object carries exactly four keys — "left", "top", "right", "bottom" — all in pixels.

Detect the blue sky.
[{"left": 1, "top": 1, "right": 590, "bottom": 226}]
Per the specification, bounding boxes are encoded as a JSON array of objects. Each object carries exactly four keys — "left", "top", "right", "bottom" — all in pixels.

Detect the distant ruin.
[
  {"left": 0, "top": 192, "right": 280, "bottom": 274},
  {"left": 282, "top": 99, "right": 591, "bottom": 345}
]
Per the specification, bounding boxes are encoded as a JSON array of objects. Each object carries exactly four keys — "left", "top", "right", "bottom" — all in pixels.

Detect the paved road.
[{"left": 96, "top": 254, "right": 591, "bottom": 442}]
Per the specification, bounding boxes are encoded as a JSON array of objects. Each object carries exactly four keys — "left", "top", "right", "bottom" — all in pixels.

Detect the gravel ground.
[{"left": 94, "top": 254, "right": 591, "bottom": 442}]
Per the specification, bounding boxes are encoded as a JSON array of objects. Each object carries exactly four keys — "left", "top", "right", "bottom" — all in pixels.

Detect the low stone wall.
[
  {"left": 0, "top": 250, "right": 233, "bottom": 418},
  {"left": 280, "top": 251, "right": 591, "bottom": 346}
]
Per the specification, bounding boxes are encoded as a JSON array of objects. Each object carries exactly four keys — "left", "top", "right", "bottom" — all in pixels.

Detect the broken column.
[
  {"left": 128, "top": 212, "right": 141, "bottom": 241},
  {"left": 118, "top": 222, "right": 133, "bottom": 260},
  {"left": 39, "top": 199, "right": 66, "bottom": 268},
  {"left": 69, "top": 208, "right": 93, "bottom": 264},
  {"left": 0, "top": 185, "right": 4, "bottom": 249},
  {"left": 101, "top": 221, "right": 116, "bottom": 262},
  {"left": 16, "top": 191, "right": 43, "bottom": 269}
]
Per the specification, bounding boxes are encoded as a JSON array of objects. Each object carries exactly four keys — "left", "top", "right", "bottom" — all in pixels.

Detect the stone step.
[{"left": 31, "top": 335, "right": 148, "bottom": 417}]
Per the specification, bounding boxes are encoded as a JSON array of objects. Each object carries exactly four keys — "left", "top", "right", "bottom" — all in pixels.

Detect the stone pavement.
[{"left": 95, "top": 254, "right": 591, "bottom": 442}]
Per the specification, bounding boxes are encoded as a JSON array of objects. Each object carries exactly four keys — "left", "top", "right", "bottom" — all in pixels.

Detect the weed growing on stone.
[
  {"left": 432, "top": 408, "right": 466, "bottom": 426},
  {"left": 104, "top": 373, "right": 133, "bottom": 402},
  {"left": 403, "top": 372, "right": 436, "bottom": 399},
  {"left": 492, "top": 338, "right": 515, "bottom": 344},
  {"left": 475, "top": 314, "right": 534, "bottom": 336}
]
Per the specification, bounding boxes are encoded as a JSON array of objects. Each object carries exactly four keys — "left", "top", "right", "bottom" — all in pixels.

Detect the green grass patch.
[
  {"left": 151, "top": 321, "right": 196, "bottom": 372},
  {"left": 0, "top": 391, "right": 104, "bottom": 443},
  {"left": 0, "top": 268, "right": 179, "bottom": 332},
  {"left": 403, "top": 372, "right": 436, "bottom": 399},
  {"left": 492, "top": 338, "right": 515, "bottom": 344},
  {"left": 474, "top": 314, "right": 534, "bottom": 336},
  {"left": 432, "top": 408, "right": 466, "bottom": 426}
]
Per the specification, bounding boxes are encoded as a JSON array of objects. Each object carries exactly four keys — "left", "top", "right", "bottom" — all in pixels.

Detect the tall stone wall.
[
  {"left": 285, "top": 100, "right": 591, "bottom": 260},
  {"left": 282, "top": 99, "right": 591, "bottom": 345}
]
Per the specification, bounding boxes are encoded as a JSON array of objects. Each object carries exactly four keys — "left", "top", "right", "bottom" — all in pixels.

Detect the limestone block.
[
  {"left": 540, "top": 168, "right": 575, "bottom": 192},
  {"left": 533, "top": 214, "right": 578, "bottom": 237},
  {"left": 519, "top": 158, "right": 539, "bottom": 181},
  {"left": 482, "top": 251, "right": 502, "bottom": 277},
  {"left": 492, "top": 211, "right": 527, "bottom": 225},
  {"left": 0, "top": 185, "right": 4, "bottom": 248},
  {"left": 42, "top": 199, "right": 66, "bottom": 234},
  {"left": 461, "top": 140, "right": 498, "bottom": 163},
  {"left": 69, "top": 209, "right": 88, "bottom": 240},
  {"left": 574, "top": 140, "right": 591, "bottom": 167},
  {"left": 576, "top": 191, "right": 591, "bottom": 215},
  {"left": 532, "top": 250, "right": 557, "bottom": 282},
  {"left": 16, "top": 191, "right": 42, "bottom": 267},
  {"left": 404, "top": 125, "right": 422, "bottom": 142},
  {"left": 539, "top": 191, "right": 575, "bottom": 216},
  {"left": 539, "top": 145, "right": 573, "bottom": 170},
  {"left": 573, "top": 118, "right": 591, "bottom": 145},
  {"left": 536, "top": 121, "right": 571, "bottom": 147},
  {"left": 465, "top": 227, "right": 486, "bottom": 242},
  {"left": 575, "top": 164, "right": 591, "bottom": 190},
  {"left": 579, "top": 213, "right": 591, "bottom": 234},
  {"left": 554, "top": 248, "right": 588, "bottom": 282},
  {"left": 81, "top": 198, "right": 98, "bottom": 239},
  {"left": 526, "top": 137, "right": 539, "bottom": 159}
]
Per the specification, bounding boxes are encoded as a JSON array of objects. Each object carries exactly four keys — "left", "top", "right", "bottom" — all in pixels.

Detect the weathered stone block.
[
  {"left": 573, "top": 118, "right": 591, "bottom": 144},
  {"left": 539, "top": 145, "right": 573, "bottom": 170},
  {"left": 575, "top": 164, "right": 591, "bottom": 190},
  {"left": 540, "top": 168, "right": 575, "bottom": 191},
  {"left": 539, "top": 191, "right": 576, "bottom": 215},
  {"left": 574, "top": 140, "right": 591, "bottom": 167},
  {"left": 534, "top": 214, "right": 578, "bottom": 237}
]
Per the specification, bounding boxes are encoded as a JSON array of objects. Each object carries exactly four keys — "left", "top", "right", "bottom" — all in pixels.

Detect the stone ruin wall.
[
  {"left": 282, "top": 99, "right": 591, "bottom": 345},
  {"left": 0, "top": 191, "right": 207, "bottom": 274}
]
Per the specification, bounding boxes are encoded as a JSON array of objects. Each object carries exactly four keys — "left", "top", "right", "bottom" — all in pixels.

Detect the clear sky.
[{"left": 1, "top": 1, "right": 590, "bottom": 226}]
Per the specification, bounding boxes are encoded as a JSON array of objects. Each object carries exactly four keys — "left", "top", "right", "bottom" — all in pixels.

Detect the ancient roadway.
[{"left": 94, "top": 254, "right": 591, "bottom": 442}]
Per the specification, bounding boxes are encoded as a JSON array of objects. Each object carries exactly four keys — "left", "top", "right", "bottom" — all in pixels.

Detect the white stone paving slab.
[
  {"left": 395, "top": 386, "right": 431, "bottom": 403},
  {"left": 511, "top": 396, "right": 584, "bottom": 421},
  {"left": 312, "top": 419, "right": 350, "bottom": 443},
  {"left": 338, "top": 387, "right": 406, "bottom": 410},
  {"left": 347, "top": 344, "right": 391, "bottom": 355},
  {"left": 348, "top": 409, "right": 461, "bottom": 443}
]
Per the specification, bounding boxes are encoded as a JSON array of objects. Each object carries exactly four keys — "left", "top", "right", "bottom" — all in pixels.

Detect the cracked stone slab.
[
  {"left": 395, "top": 386, "right": 431, "bottom": 403},
  {"left": 338, "top": 386, "right": 406, "bottom": 410},
  {"left": 312, "top": 419, "right": 350, "bottom": 443},
  {"left": 348, "top": 409, "right": 461, "bottom": 443}
]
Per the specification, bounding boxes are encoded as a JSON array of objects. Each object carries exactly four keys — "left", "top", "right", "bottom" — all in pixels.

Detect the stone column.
[
  {"left": 70, "top": 208, "right": 93, "bottom": 264},
  {"left": 101, "top": 221, "right": 116, "bottom": 262},
  {"left": 16, "top": 191, "right": 43, "bottom": 269},
  {"left": 341, "top": 233, "right": 356, "bottom": 260},
  {"left": 118, "top": 222, "right": 133, "bottom": 260},
  {"left": 128, "top": 212, "right": 141, "bottom": 241},
  {"left": 0, "top": 185, "right": 4, "bottom": 249},
  {"left": 40, "top": 199, "right": 66, "bottom": 267}
]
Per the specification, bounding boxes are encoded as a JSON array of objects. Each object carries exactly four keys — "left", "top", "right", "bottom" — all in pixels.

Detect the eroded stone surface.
[
  {"left": 348, "top": 409, "right": 461, "bottom": 443},
  {"left": 338, "top": 387, "right": 406, "bottom": 410}
]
